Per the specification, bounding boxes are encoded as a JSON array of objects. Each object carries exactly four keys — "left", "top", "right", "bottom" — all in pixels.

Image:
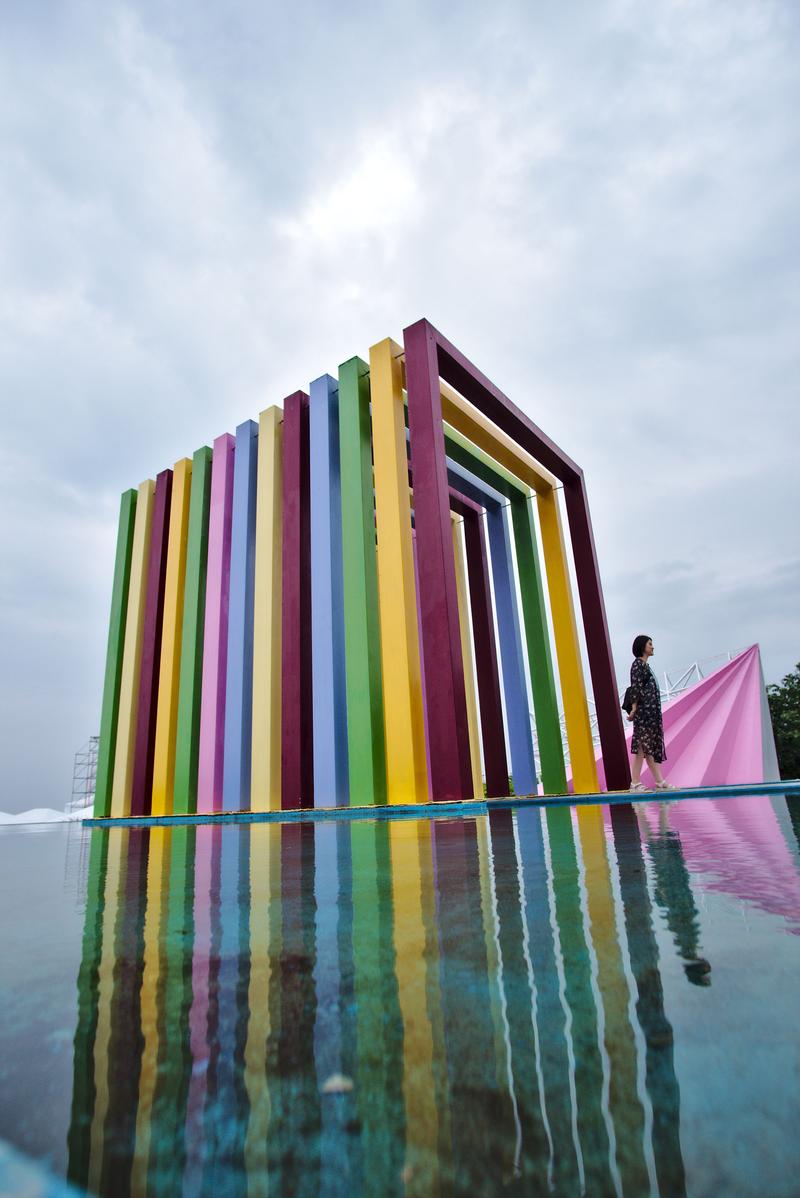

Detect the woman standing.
[{"left": 628, "top": 635, "right": 674, "bottom": 792}]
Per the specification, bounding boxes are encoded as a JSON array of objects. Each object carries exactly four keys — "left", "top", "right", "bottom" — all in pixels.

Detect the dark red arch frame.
[{"left": 404, "top": 319, "right": 630, "bottom": 799}]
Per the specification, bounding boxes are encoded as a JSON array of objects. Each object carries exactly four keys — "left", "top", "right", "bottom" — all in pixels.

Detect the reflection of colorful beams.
[{"left": 447, "top": 459, "right": 537, "bottom": 795}]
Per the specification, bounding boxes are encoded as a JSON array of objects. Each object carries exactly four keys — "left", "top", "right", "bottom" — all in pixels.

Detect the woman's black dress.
[{"left": 630, "top": 657, "right": 666, "bottom": 763}]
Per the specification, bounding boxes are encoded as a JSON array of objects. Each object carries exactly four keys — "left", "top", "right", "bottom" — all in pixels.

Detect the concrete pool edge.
[{"left": 82, "top": 780, "right": 800, "bottom": 828}]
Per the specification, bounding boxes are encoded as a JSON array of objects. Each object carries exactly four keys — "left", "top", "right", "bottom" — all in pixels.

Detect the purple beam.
[
  {"left": 130, "top": 468, "right": 172, "bottom": 816},
  {"left": 281, "top": 391, "right": 314, "bottom": 810},
  {"left": 404, "top": 318, "right": 629, "bottom": 793},
  {"left": 449, "top": 490, "right": 509, "bottom": 797},
  {"left": 404, "top": 321, "right": 473, "bottom": 801}
]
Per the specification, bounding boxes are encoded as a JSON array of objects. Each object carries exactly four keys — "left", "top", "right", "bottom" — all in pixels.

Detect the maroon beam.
[
  {"left": 450, "top": 490, "right": 509, "bottom": 797},
  {"left": 130, "top": 468, "right": 172, "bottom": 816},
  {"left": 281, "top": 391, "right": 314, "bottom": 809},
  {"left": 404, "top": 321, "right": 472, "bottom": 801},
  {"left": 404, "top": 318, "right": 629, "bottom": 793}
]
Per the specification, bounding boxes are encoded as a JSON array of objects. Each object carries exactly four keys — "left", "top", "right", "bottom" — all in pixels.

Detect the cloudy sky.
[{"left": 1, "top": 0, "right": 798, "bottom": 811}]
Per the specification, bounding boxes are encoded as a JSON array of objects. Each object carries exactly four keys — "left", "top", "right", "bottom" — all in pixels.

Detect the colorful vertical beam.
[
  {"left": 537, "top": 488, "right": 599, "bottom": 793},
  {"left": 251, "top": 407, "right": 283, "bottom": 812},
  {"left": 152, "top": 458, "right": 192, "bottom": 816},
  {"left": 197, "top": 433, "right": 235, "bottom": 814},
  {"left": 309, "top": 375, "right": 349, "bottom": 807},
  {"left": 369, "top": 338, "right": 428, "bottom": 804},
  {"left": 450, "top": 492, "right": 508, "bottom": 797},
  {"left": 510, "top": 493, "right": 567, "bottom": 793},
  {"left": 223, "top": 419, "right": 259, "bottom": 812},
  {"left": 110, "top": 480, "right": 155, "bottom": 818},
  {"left": 94, "top": 489, "right": 137, "bottom": 818},
  {"left": 447, "top": 460, "right": 537, "bottom": 795},
  {"left": 404, "top": 321, "right": 472, "bottom": 801},
  {"left": 439, "top": 393, "right": 588, "bottom": 794},
  {"left": 130, "top": 468, "right": 172, "bottom": 817},
  {"left": 451, "top": 516, "right": 483, "bottom": 799},
  {"left": 422, "top": 319, "right": 628, "bottom": 788},
  {"left": 281, "top": 391, "right": 314, "bottom": 810},
  {"left": 444, "top": 423, "right": 566, "bottom": 792},
  {"left": 173, "top": 446, "right": 213, "bottom": 815},
  {"left": 564, "top": 479, "right": 631, "bottom": 791},
  {"left": 339, "top": 357, "right": 386, "bottom": 806}
]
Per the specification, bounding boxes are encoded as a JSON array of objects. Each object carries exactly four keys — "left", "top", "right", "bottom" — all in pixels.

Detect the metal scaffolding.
[{"left": 69, "top": 736, "right": 99, "bottom": 814}]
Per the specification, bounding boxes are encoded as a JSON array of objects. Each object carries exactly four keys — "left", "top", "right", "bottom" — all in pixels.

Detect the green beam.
[
  {"left": 173, "top": 447, "right": 213, "bottom": 814},
  {"left": 339, "top": 357, "right": 387, "bottom": 805},
  {"left": 94, "top": 490, "right": 137, "bottom": 818}
]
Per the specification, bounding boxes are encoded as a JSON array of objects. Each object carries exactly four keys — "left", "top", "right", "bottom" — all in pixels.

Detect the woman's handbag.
[{"left": 621, "top": 686, "right": 636, "bottom": 714}]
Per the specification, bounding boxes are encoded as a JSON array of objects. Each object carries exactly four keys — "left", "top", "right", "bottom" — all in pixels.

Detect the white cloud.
[{"left": 0, "top": 0, "right": 798, "bottom": 809}]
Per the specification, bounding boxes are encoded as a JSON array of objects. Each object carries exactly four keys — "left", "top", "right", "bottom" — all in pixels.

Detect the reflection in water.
[
  {"left": 637, "top": 808, "right": 711, "bottom": 987},
  {"left": 67, "top": 800, "right": 783, "bottom": 1196}
]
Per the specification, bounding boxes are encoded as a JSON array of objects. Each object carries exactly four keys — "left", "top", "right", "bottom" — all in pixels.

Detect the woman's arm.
[{"left": 628, "top": 659, "right": 645, "bottom": 720}]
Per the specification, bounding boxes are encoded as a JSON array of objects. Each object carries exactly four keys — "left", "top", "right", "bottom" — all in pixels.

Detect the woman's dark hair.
[{"left": 632, "top": 634, "right": 651, "bottom": 658}]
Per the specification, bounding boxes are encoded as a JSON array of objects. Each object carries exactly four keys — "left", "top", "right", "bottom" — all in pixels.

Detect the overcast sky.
[{"left": 1, "top": 0, "right": 798, "bottom": 811}]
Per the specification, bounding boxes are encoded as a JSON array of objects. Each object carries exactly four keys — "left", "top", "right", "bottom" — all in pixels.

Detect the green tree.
[{"left": 767, "top": 663, "right": 800, "bottom": 780}]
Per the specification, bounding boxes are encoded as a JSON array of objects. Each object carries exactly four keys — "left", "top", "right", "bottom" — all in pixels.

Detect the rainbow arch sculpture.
[{"left": 93, "top": 319, "right": 630, "bottom": 818}]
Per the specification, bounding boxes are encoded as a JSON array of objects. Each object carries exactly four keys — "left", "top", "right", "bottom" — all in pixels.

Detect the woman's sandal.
[
  {"left": 654, "top": 780, "right": 677, "bottom": 790},
  {"left": 629, "top": 781, "right": 647, "bottom": 792}
]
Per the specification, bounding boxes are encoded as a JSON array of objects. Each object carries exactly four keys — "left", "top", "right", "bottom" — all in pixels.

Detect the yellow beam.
[
  {"left": 251, "top": 406, "right": 283, "bottom": 811},
  {"left": 537, "top": 489, "right": 598, "bottom": 791},
  {"left": 152, "top": 459, "right": 193, "bottom": 816},
  {"left": 439, "top": 378, "right": 558, "bottom": 493},
  {"left": 434, "top": 379, "right": 596, "bottom": 793},
  {"left": 111, "top": 479, "right": 155, "bottom": 818},
  {"left": 369, "top": 338, "right": 429, "bottom": 804}
]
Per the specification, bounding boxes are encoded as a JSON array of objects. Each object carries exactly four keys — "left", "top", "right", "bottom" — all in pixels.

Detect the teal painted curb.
[{"left": 83, "top": 780, "right": 800, "bottom": 829}]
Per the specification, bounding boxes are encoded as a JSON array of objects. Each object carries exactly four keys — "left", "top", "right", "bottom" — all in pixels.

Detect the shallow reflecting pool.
[{"left": 1, "top": 794, "right": 799, "bottom": 1196}]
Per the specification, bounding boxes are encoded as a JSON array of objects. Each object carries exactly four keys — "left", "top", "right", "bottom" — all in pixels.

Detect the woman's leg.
[
  {"left": 631, "top": 751, "right": 646, "bottom": 783},
  {"left": 646, "top": 755, "right": 665, "bottom": 784}
]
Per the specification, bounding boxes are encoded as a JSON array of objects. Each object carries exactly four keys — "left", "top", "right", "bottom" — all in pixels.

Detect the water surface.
[{"left": 1, "top": 793, "right": 799, "bottom": 1196}]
